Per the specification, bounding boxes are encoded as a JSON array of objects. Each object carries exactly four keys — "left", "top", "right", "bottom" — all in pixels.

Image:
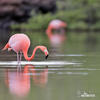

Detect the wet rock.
[{"left": 0, "top": 0, "right": 57, "bottom": 29}]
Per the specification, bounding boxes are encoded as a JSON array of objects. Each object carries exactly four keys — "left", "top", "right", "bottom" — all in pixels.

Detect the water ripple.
[{"left": 0, "top": 61, "right": 82, "bottom": 66}]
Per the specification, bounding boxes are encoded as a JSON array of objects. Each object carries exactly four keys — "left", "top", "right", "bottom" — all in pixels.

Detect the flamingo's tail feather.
[{"left": 2, "top": 43, "right": 10, "bottom": 51}]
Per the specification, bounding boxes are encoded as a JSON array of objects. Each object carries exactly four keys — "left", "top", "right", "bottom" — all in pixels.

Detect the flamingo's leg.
[
  {"left": 17, "top": 52, "right": 20, "bottom": 64},
  {"left": 18, "top": 51, "right": 22, "bottom": 70},
  {"left": 17, "top": 52, "right": 21, "bottom": 70},
  {"left": 19, "top": 51, "right": 22, "bottom": 62}
]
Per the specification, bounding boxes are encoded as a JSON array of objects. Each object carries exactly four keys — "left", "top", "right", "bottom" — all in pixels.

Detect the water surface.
[{"left": 0, "top": 30, "right": 100, "bottom": 100}]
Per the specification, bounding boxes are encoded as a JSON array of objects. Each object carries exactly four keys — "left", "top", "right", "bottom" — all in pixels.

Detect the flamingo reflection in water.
[
  {"left": 46, "top": 19, "right": 67, "bottom": 46},
  {"left": 24, "top": 65, "right": 48, "bottom": 87},
  {"left": 5, "top": 65, "right": 48, "bottom": 97}
]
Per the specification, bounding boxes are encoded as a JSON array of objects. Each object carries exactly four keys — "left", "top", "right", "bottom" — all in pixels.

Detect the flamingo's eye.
[
  {"left": 44, "top": 49, "right": 48, "bottom": 53},
  {"left": 44, "top": 49, "right": 47, "bottom": 52}
]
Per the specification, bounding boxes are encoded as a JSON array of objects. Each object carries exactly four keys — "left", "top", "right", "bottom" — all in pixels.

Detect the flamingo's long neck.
[
  {"left": 23, "top": 46, "right": 40, "bottom": 61},
  {"left": 46, "top": 26, "right": 52, "bottom": 38}
]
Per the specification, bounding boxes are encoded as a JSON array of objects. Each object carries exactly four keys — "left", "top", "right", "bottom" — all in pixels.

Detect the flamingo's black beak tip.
[{"left": 45, "top": 55, "right": 49, "bottom": 59}]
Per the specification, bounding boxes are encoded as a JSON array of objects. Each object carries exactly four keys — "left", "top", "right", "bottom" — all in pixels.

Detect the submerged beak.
[{"left": 45, "top": 55, "right": 49, "bottom": 59}]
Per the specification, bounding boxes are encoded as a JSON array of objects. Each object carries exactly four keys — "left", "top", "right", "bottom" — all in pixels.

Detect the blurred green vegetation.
[{"left": 11, "top": 0, "right": 100, "bottom": 30}]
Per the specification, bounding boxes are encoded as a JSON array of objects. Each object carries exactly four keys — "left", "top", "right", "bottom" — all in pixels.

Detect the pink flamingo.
[
  {"left": 2, "top": 33, "right": 49, "bottom": 63},
  {"left": 46, "top": 19, "right": 67, "bottom": 38},
  {"left": 46, "top": 19, "right": 67, "bottom": 45}
]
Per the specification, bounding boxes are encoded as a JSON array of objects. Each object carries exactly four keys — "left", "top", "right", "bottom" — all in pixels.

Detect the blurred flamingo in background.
[
  {"left": 2, "top": 34, "right": 49, "bottom": 64},
  {"left": 46, "top": 19, "right": 67, "bottom": 45}
]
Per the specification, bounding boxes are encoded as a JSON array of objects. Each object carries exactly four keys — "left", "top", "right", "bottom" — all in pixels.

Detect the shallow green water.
[{"left": 0, "top": 30, "right": 100, "bottom": 100}]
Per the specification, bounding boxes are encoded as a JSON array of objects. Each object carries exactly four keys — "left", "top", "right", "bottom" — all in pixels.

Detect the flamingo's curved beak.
[{"left": 45, "top": 55, "right": 49, "bottom": 59}]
